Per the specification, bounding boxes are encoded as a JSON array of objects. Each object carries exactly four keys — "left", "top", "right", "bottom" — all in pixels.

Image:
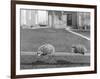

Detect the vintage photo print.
[
  {"left": 20, "top": 9, "right": 90, "bottom": 68},
  {"left": 15, "top": 4, "right": 95, "bottom": 75}
]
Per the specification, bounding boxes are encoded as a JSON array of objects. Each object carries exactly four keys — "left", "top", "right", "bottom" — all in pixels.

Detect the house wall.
[
  {"left": 21, "top": 9, "right": 38, "bottom": 28},
  {"left": 48, "top": 11, "right": 67, "bottom": 28},
  {"left": 64, "top": 12, "right": 77, "bottom": 27},
  {"left": 77, "top": 12, "right": 90, "bottom": 30},
  {"left": 26, "top": 10, "right": 31, "bottom": 26},
  {"left": 37, "top": 11, "right": 48, "bottom": 26},
  {"left": 21, "top": 10, "right": 90, "bottom": 30},
  {"left": 20, "top": 9, "right": 26, "bottom": 26},
  {"left": 72, "top": 13, "right": 77, "bottom": 26},
  {"left": 31, "top": 10, "right": 37, "bottom": 26},
  {"left": 62, "top": 14, "right": 67, "bottom": 27},
  {"left": 48, "top": 12, "right": 52, "bottom": 27}
]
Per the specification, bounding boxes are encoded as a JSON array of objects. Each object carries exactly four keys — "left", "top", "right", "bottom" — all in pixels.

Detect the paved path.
[
  {"left": 21, "top": 52, "right": 90, "bottom": 64},
  {"left": 21, "top": 51, "right": 90, "bottom": 56},
  {"left": 65, "top": 28, "right": 90, "bottom": 41}
]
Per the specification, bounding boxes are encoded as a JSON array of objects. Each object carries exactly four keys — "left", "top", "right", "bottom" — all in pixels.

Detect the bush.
[{"left": 72, "top": 44, "right": 87, "bottom": 55}]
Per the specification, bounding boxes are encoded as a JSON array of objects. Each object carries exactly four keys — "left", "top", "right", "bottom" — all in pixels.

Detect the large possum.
[{"left": 37, "top": 44, "right": 55, "bottom": 56}]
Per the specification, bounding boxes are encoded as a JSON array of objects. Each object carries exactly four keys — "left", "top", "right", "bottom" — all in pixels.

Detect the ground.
[
  {"left": 20, "top": 54, "right": 90, "bottom": 69},
  {"left": 20, "top": 28, "right": 90, "bottom": 69},
  {"left": 20, "top": 28, "right": 90, "bottom": 53}
]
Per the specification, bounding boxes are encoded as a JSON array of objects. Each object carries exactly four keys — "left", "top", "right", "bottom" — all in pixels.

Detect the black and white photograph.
[
  {"left": 20, "top": 9, "right": 91, "bottom": 69},
  {"left": 11, "top": 1, "right": 97, "bottom": 78}
]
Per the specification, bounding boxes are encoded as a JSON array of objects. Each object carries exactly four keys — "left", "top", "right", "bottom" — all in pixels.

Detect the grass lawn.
[{"left": 20, "top": 28, "right": 90, "bottom": 53}]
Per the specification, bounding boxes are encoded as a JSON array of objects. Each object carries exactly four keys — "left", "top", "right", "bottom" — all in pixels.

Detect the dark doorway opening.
[{"left": 67, "top": 14, "right": 72, "bottom": 26}]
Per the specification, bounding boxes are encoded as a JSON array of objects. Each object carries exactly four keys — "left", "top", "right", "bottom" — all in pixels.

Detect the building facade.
[{"left": 20, "top": 9, "right": 90, "bottom": 30}]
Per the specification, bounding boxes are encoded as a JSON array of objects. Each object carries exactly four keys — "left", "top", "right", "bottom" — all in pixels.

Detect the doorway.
[{"left": 67, "top": 14, "right": 72, "bottom": 26}]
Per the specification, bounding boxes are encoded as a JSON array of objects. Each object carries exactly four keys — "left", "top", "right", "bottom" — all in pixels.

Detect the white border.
[{"left": 16, "top": 4, "right": 95, "bottom": 75}]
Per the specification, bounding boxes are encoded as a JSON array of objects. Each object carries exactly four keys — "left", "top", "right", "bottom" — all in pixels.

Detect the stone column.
[
  {"left": 61, "top": 11, "right": 67, "bottom": 28},
  {"left": 26, "top": 10, "right": 31, "bottom": 27},
  {"left": 20, "top": 9, "right": 26, "bottom": 26},
  {"left": 50, "top": 11, "right": 55, "bottom": 28},
  {"left": 31, "top": 10, "right": 35, "bottom": 27}
]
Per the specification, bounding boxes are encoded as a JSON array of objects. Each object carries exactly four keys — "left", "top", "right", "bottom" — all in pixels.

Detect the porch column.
[
  {"left": 61, "top": 11, "right": 67, "bottom": 28},
  {"left": 20, "top": 10, "right": 26, "bottom": 26},
  {"left": 52, "top": 11, "right": 55, "bottom": 28}
]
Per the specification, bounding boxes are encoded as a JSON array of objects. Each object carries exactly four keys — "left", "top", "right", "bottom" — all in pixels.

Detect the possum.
[
  {"left": 37, "top": 43, "right": 55, "bottom": 56},
  {"left": 72, "top": 45, "right": 87, "bottom": 55}
]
